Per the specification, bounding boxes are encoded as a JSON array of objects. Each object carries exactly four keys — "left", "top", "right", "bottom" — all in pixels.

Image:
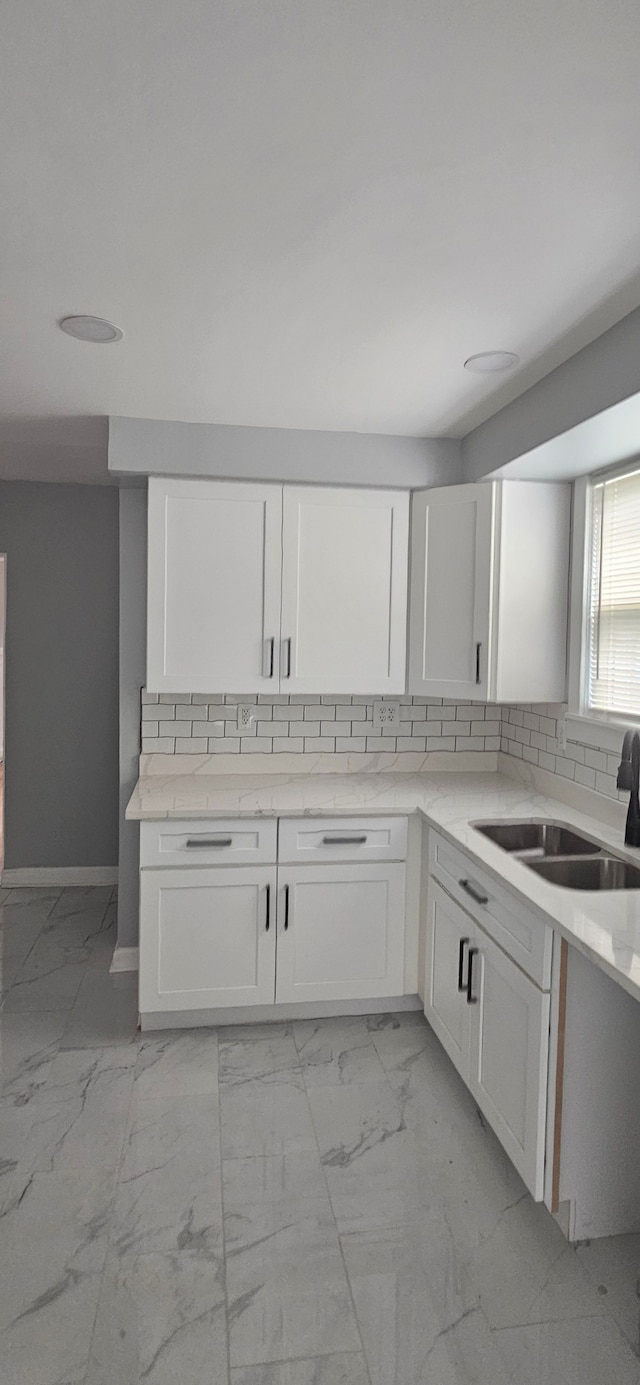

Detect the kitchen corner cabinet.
[
  {"left": 147, "top": 477, "right": 409, "bottom": 694},
  {"left": 408, "top": 480, "right": 570, "bottom": 702}
]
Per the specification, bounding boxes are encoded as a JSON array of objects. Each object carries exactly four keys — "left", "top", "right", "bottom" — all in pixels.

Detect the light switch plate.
[
  {"left": 373, "top": 700, "right": 400, "bottom": 732},
  {"left": 237, "top": 705, "right": 256, "bottom": 731}
]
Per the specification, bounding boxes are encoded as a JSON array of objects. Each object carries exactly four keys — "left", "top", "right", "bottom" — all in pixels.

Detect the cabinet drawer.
[
  {"left": 140, "top": 818, "right": 277, "bottom": 868},
  {"left": 429, "top": 830, "right": 552, "bottom": 989},
  {"left": 278, "top": 816, "right": 408, "bottom": 864}
]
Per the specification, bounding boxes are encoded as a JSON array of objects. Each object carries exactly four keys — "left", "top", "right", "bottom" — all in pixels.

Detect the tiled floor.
[{"left": 0, "top": 886, "right": 639, "bottom": 1384}]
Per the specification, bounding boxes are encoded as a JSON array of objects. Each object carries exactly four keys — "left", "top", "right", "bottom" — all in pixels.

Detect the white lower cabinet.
[
  {"left": 425, "top": 881, "right": 472, "bottom": 1073},
  {"left": 468, "top": 928, "right": 550, "bottom": 1200},
  {"left": 425, "top": 880, "right": 550, "bottom": 1199},
  {"left": 139, "top": 816, "right": 409, "bottom": 1020},
  {"left": 140, "top": 865, "right": 277, "bottom": 1013},
  {"left": 275, "top": 863, "right": 406, "bottom": 1004}
]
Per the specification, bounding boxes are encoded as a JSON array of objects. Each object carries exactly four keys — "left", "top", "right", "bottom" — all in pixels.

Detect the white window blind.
[{"left": 587, "top": 465, "right": 640, "bottom": 717}]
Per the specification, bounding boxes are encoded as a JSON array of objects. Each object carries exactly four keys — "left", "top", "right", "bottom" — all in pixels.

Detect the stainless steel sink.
[
  {"left": 474, "top": 820, "right": 602, "bottom": 858},
  {"left": 528, "top": 856, "right": 640, "bottom": 891}
]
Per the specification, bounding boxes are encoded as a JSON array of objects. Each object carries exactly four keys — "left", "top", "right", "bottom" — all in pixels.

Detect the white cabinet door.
[
  {"left": 467, "top": 928, "right": 550, "bottom": 1199},
  {"left": 409, "top": 483, "right": 493, "bottom": 700},
  {"left": 280, "top": 487, "right": 409, "bottom": 694},
  {"left": 147, "top": 478, "right": 283, "bottom": 693},
  {"left": 275, "top": 863, "right": 406, "bottom": 1003},
  {"left": 424, "top": 881, "right": 473, "bottom": 1078},
  {"left": 139, "top": 865, "right": 276, "bottom": 1013}
]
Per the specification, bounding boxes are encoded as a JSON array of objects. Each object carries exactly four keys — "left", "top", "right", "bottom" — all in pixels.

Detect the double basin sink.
[{"left": 473, "top": 820, "right": 640, "bottom": 891}]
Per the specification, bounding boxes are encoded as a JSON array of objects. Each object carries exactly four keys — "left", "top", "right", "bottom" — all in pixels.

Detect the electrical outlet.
[
  {"left": 373, "top": 700, "right": 400, "bottom": 732},
  {"left": 557, "top": 718, "right": 567, "bottom": 753},
  {"left": 237, "top": 704, "right": 255, "bottom": 731}
]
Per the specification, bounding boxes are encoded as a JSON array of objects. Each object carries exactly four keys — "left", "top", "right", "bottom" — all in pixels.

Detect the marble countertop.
[{"left": 126, "top": 768, "right": 640, "bottom": 1004}]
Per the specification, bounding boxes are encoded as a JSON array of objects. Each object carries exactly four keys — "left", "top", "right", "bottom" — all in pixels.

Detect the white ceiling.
[{"left": 2, "top": 0, "right": 640, "bottom": 482}]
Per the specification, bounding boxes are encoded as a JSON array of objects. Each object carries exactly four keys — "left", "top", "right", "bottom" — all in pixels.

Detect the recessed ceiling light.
[
  {"left": 463, "top": 351, "right": 519, "bottom": 374},
  {"left": 59, "top": 315, "right": 123, "bottom": 343}
]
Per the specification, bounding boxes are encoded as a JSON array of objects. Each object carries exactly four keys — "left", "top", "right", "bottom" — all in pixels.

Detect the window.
[{"left": 585, "top": 464, "right": 640, "bottom": 719}]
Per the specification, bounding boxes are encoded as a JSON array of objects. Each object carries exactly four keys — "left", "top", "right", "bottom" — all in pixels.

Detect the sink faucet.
[{"left": 616, "top": 731, "right": 640, "bottom": 847}]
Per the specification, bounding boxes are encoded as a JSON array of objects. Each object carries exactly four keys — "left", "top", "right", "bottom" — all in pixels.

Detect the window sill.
[{"left": 565, "top": 713, "right": 636, "bottom": 755}]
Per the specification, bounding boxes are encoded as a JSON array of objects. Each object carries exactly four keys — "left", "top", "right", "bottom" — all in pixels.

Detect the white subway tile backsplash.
[
  {"left": 159, "top": 720, "right": 182, "bottom": 737},
  {"left": 142, "top": 703, "right": 163, "bottom": 721},
  {"left": 142, "top": 736, "right": 175, "bottom": 752},
  {"left": 291, "top": 720, "right": 317, "bottom": 737},
  {"left": 140, "top": 690, "right": 623, "bottom": 811}
]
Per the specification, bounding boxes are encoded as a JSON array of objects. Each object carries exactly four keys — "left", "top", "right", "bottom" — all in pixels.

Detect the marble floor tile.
[
  {"left": 219, "top": 1029, "right": 300, "bottom": 1085},
  {"left": 0, "top": 1096, "right": 38, "bottom": 1210},
  {"left": 0, "top": 1165, "right": 115, "bottom": 1385},
  {"left": 86, "top": 1244, "right": 228, "bottom": 1385},
  {"left": 48, "top": 886, "right": 113, "bottom": 923},
  {"left": 0, "top": 1009, "right": 69, "bottom": 1100},
  {"left": 0, "top": 909, "right": 50, "bottom": 964},
  {"left": 308, "top": 1081, "right": 433, "bottom": 1233},
  {"left": 365, "top": 1010, "right": 436, "bottom": 1075},
  {"left": 460, "top": 1188, "right": 608, "bottom": 1330},
  {"left": 231, "top": 1354, "right": 370, "bottom": 1385},
  {"left": 134, "top": 1027, "right": 219, "bottom": 1098},
  {"left": 576, "top": 1233, "right": 640, "bottom": 1358},
  {"left": 220, "top": 1069, "right": 318, "bottom": 1160},
  {"left": 222, "top": 1148, "right": 330, "bottom": 1213},
  {"left": 3, "top": 946, "right": 87, "bottom": 1012},
  {"left": 86, "top": 909, "right": 117, "bottom": 971},
  {"left": 224, "top": 1152, "right": 360, "bottom": 1367},
  {"left": 19, "top": 1045, "right": 136, "bottom": 1175},
  {"left": 112, "top": 1092, "right": 222, "bottom": 1258},
  {"left": 0, "top": 954, "right": 23, "bottom": 994},
  {"left": 61, "top": 969, "right": 139, "bottom": 1049},
  {"left": 493, "top": 1314, "right": 640, "bottom": 1385},
  {"left": 294, "top": 1017, "right": 388, "bottom": 1087},
  {"left": 342, "top": 1221, "right": 511, "bottom": 1385}
]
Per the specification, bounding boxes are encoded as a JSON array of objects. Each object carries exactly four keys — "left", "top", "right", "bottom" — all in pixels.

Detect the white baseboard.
[
  {"left": 110, "top": 946, "right": 139, "bottom": 974},
  {"left": 1, "top": 866, "right": 119, "bottom": 888}
]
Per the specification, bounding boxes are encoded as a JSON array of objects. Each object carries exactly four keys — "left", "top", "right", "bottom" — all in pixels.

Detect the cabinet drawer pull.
[
  {"left": 475, "top": 641, "right": 482, "bottom": 685},
  {"left": 321, "top": 835, "right": 368, "bottom": 846},
  {"left": 186, "top": 837, "right": 233, "bottom": 849},
  {"left": 458, "top": 936, "right": 470, "bottom": 991},
  {"left": 466, "top": 947, "right": 479, "bottom": 1004},
  {"left": 459, "top": 877, "right": 488, "bottom": 906},
  {"left": 284, "top": 883, "right": 290, "bottom": 931},
  {"left": 265, "top": 883, "right": 271, "bottom": 932}
]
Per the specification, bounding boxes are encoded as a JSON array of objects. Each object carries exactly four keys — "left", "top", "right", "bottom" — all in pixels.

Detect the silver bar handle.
[
  {"left": 475, "top": 642, "right": 482, "bottom": 685},
  {"left": 263, "top": 637, "right": 275, "bottom": 679},
  {"left": 282, "top": 637, "right": 292, "bottom": 679},
  {"left": 186, "top": 837, "right": 233, "bottom": 849},
  {"left": 322, "top": 835, "right": 368, "bottom": 845},
  {"left": 459, "top": 877, "right": 488, "bottom": 906}
]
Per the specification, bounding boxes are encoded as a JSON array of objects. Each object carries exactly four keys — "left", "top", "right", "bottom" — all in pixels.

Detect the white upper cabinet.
[
  {"left": 280, "top": 487, "right": 409, "bottom": 694},
  {"left": 409, "top": 480, "right": 570, "bottom": 703},
  {"left": 147, "top": 478, "right": 283, "bottom": 693},
  {"left": 147, "top": 478, "right": 409, "bottom": 694}
]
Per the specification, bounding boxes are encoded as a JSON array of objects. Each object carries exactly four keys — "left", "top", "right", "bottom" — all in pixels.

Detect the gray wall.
[
  {"left": 0, "top": 481, "right": 119, "bottom": 869},
  {"left": 109, "top": 416, "right": 462, "bottom": 488},
  {"left": 462, "top": 303, "right": 640, "bottom": 481},
  {"left": 118, "top": 488, "right": 146, "bottom": 949}
]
